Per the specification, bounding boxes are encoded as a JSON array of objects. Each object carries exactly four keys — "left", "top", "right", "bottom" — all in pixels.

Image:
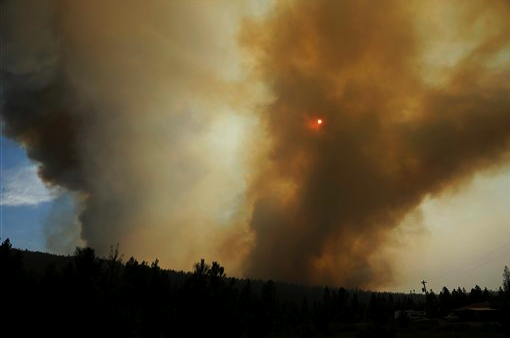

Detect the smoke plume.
[
  {"left": 1, "top": 0, "right": 259, "bottom": 270},
  {"left": 241, "top": 0, "right": 510, "bottom": 288},
  {"left": 1, "top": 0, "right": 509, "bottom": 288}
]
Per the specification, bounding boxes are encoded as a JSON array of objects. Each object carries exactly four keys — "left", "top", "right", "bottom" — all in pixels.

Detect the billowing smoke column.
[
  {"left": 1, "top": 0, "right": 257, "bottom": 268},
  {"left": 241, "top": 0, "right": 510, "bottom": 288},
  {"left": 1, "top": 0, "right": 509, "bottom": 288}
]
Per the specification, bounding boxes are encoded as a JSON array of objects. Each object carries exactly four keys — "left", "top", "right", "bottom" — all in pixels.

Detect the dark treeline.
[{"left": 1, "top": 239, "right": 509, "bottom": 337}]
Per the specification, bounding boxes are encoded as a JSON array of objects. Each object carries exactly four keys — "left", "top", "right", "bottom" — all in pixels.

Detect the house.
[{"left": 448, "top": 303, "right": 501, "bottom": 322}]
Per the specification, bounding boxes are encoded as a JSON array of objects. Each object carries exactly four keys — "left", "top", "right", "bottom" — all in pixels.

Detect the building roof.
[{"left": 453, "top": 303, "right": 499, "bottom": 312}]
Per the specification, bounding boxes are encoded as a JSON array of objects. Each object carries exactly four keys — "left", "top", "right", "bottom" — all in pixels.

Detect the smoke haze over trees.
[
  {"left": 1, "top": 239, "right": 509, "bottom": 337},
  {"left": 1, "top": 0, "right": 509, "bottom": 289}
]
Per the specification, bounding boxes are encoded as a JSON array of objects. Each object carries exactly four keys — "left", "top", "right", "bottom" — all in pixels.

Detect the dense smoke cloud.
[
  {"left": 1, "top": 0, "right": 509, "bottom": 288},
  {"left": 241, "top": 0, "right": 510, "bottom": 288},
  {"left": 1, "top": 0, "right": 259, "bottom": 270}
]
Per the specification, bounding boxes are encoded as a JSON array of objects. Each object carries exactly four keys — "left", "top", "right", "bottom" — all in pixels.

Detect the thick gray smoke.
[
  {"left": 1, "top": 0, "right": 258, "bottom": 271},
  {"left": 1, "top": 0, "right": 509, "bottom": 288}
]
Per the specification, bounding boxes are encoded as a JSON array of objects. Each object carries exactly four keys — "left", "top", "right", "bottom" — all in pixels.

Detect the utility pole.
[
  {"left": 421, "top": 280, "right": 428, "bottom": 317},
  {"left": 421, "top": 280, "right": 427, "bottom": 294}
]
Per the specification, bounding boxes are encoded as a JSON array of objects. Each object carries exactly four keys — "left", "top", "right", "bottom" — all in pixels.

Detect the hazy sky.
[{"left": 1, "top": 0, "right": 509, "bottom": 292}]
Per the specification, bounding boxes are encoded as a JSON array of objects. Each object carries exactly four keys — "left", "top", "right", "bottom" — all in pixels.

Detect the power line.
[
  {"left": 428, "top": 242, "right": 510, "bottom": 284},
  {"left": 465, "top": 242, "right": 510, "bottom": 267},
  {"left": 465, "top": 250, "right": 510, "bottom": 274}
]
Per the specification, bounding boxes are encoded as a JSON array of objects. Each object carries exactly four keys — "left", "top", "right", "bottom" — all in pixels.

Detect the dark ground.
[{"left": 1, "top": 239, "right": 509, "bottom": 337}]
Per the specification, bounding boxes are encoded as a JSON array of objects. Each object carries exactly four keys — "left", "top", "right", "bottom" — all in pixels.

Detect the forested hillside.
[{"left": 1, "top": 239, "right": 509, "bottom": 337}]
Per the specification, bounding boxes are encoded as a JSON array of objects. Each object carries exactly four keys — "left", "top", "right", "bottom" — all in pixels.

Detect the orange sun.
[{"left": 308, "top": 117, "right": 324, "bottom": 131}]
